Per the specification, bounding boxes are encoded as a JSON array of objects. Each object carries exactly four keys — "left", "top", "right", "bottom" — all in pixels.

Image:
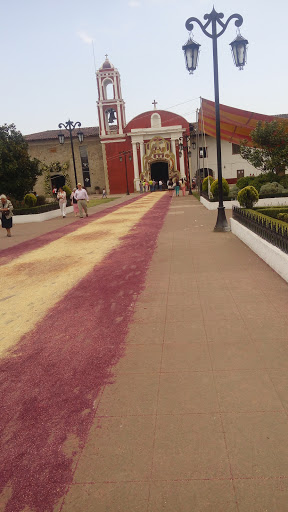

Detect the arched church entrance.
[{"left": 151, "top": 161, "right": 169, "bottom": 183}]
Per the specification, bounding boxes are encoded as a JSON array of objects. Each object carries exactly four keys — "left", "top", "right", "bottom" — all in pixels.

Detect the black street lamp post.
[
  {"left": 182, "top": 8, "right": 248, "bottom": 231},
  {"left": 119, "top": 151, "right": 132, "bottom": 195},
  {"left": 58, "top": 120, "right": 84, "bottom": 187}
]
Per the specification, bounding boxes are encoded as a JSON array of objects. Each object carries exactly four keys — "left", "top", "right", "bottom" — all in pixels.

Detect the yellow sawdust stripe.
[{"left": 1, "top": 194, "right": 163, "bottom": 357}]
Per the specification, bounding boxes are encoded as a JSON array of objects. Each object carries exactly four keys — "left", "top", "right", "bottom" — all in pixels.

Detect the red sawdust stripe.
[
  {"left": 0, "top": 194, "right": 171, "bottom": 512},
  {"left": 0, "top": 196, "right": 141, "bottom": 266}
]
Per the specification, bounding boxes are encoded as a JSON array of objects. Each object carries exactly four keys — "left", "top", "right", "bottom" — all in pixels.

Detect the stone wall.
[{"left": 27, "top": 136, "right": 106, "bottom": 196}]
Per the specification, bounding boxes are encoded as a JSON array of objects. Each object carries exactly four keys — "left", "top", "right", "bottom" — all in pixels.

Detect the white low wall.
[
  {"left": 13, "top": 206, "right": 74, "bottom": 224},
  {"left": 200, "top": 195, "right": 288, "bottom": 210},
  {"left": 230, "top": 218, "right": 288, "bottom": 283}
]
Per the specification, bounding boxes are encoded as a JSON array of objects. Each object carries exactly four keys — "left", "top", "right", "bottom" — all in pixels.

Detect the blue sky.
[{"left": 1, "top": 0, "right": 287, "bottom": 135}]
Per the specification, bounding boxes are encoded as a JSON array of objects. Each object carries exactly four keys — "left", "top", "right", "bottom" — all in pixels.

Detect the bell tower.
[{"left": 96, "top": 56, "right": 126, "bottom": 138}]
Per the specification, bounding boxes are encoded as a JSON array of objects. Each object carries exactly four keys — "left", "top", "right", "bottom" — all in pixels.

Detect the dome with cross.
[{"left": 101, "top": 55, "right": 113, "bottom": 69}]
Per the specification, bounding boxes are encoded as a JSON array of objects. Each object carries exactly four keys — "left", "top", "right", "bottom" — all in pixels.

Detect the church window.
[
  {"left": 79, "top": 146, "right": 91, "bottom": 188},
  {"left": 232, "top": 143, "right": 240, "bottom": 154},
  {"left": 199, "top": 147, "right": 207, "bottom": 158},
  {"left": 151, "top": 113, "right": 161, "bottom": 129}
]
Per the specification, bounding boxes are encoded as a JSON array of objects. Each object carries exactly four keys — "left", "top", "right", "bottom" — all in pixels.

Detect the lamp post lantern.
[
  {"left": 58, "top": 120, "right": 84, "bottom": 187},
  {"left": 183, "top": 8, "right": 248, "bottom": 231},
  {"left": 119, "top": 151, "right": 132, "bottom": 195}
]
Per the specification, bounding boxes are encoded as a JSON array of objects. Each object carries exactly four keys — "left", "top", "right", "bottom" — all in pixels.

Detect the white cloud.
[
  {"left": 128, "top": 0, "right": 141, "bottom": 7},
  {"left": 77, "top": 31, "right": 94, "bottom": 44}
]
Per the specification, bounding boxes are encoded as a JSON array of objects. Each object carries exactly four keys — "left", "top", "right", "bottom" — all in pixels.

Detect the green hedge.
[
  {"left": 247, "top": 209, "right": 288, "bottom": 233},
  {"left": 254, "top": 207, "right": 288, "bottom": 219},
  {"left": 14, "top": 203, "right": 60, "bottom": 216}
]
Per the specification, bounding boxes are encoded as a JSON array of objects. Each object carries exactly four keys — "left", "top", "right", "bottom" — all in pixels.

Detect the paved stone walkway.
[
  {"left": 2, "top": 193, "right": 288, "bottom": 511},
  {"left": 60, "top": 195, "right": 288, "bottom": 511}
]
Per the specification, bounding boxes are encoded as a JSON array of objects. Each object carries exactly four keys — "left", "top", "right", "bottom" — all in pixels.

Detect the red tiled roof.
[{"left": 25, "top": 126, "right": 99, "bottom": 141}]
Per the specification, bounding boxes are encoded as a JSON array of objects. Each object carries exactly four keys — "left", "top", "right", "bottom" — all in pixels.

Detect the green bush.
[
  {"left": 237, "top": 186, "right": 259, "bottom": 208},
  {"left": 24, "top": 193, "right": 37, "bottom": 207},
  {"left": 279, "top": 175, "right": 288, "bottom": 188},
  {"left": 255, "top": 207, "right": 288, "bottom": 219},
  {"left": 236, "top": 176, "right": 255, "bottom": 189},
  {"left": 36, "top": 195, "right": 46, "bottom": 206},
  {"left": 202, "top": 176, "right": 214, "bottom": 192},
  {"left": 259, "top": 182, "right": 285, "bottom": 195},
  {"left": 237, "top": 172, "right": 283, "bottom": 192},
  {"left": 229, "top": 184, "right": 239, "bottom": 199},
  {"left": 277, "top": 213, "right": 288, "bottom": 223},
  {"left": 63, "top": 185, "right": 72, "bottom": 198},
  {"left": 210, "top": 178, "right": 229, "bottom": 199}
]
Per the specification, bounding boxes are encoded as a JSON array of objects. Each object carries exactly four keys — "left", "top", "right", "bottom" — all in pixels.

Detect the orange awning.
[{"left": 199, "top": 98, "right": 286, "bottom": 145}]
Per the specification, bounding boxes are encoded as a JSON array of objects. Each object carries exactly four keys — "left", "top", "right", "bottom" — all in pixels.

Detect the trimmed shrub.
[
  {"left": 277, "top": 213, "right": 288, "bottom": 223},
  {"left": 24, "top": 193, "right": 37, "bottom": 207},
  {"left": 237, "top": 186, "right": 259, "bottom": 209},
  {"left": 14, "top": 203, "right": 59, "bottom": 215},
  {"left": 36, "top": 195, "right": 46, "bottom": 206},
  {"left": 210, "top": 178, "right": 229, "bottom": 199},
  {"left": 259, "top": 182, "right": 285, "bottom": 195},
  {"left": 202, "top": 176, "right": 214, "bottom": 192}
]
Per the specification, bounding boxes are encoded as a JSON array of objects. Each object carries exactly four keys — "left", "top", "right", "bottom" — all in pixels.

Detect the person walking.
[
  {"left": 152, "top": 179, "right": 156, "bottom": 191},
  {"left": 167, "top": 180, "right": 174, "bottom": 197},
  {"left": 159, "top": 180, "right": 163, "bottom": 191},
  {"left": 145, "top": 181, "right": 149, "bottom": 192},
  {"left": 0, "top": 194, "right": 13, "bottom": 237},
  {"left": 175, "top": 179, "right": 180, "bottom": 197},
  {"left": 102, "top": 188, "right": 107, "bottom": 198},
  {"left": 74, "top": 183, "right": 89, "bottom": 218},
  {"left": 70, "top": 188, "right": 79, "bottom": 217},
  {"left": 139, "top": 181, "right": 143, "bottom": 193},
  {"left": 181, "top": 178, "right": 186, "bottom": 196},
  {"left": 57, "top": 187, "right": 67, "bottom": 218},
  {"left": 149, "top": 179, "right": 153, "bottom": 192}
]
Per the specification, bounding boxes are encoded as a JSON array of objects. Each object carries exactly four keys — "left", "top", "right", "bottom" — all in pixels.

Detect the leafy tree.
[
  {"left": 0, "top": 124, "right": 41, "bottom": 200},
  {"left": 240, "top": 120, "right": 288, "bottom": 175}
]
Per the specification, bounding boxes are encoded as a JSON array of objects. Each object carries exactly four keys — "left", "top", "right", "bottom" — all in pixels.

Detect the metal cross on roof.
[{"left": 152, "top": 100, "right": 158, "bottom": 110}]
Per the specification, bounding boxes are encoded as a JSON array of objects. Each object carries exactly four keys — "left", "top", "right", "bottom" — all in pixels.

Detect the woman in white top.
[{"left": 57, "top": 187, "right": 67, "bottom": 218}]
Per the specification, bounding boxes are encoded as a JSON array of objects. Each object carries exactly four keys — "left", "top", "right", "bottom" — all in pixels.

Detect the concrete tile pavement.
[
  {"left": 56, "top": 194, "right": 288, "bottom": 511},
  {"left": 3, "top": 192, "right": 288, "bottom": 510}
]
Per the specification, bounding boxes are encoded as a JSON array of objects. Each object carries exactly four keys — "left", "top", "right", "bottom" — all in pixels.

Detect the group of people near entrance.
[
  {"left": 139, "top": 177, "right": 187, "bottom": 197},
  {"left": 57, "top": 183, "right": 89, "bottom": 218},
  {"left": 139, "top": 179, "right": 163, "bottom": 193},
  {"left": 168, "top": 178, "right": 187, "bottom": 197}
]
